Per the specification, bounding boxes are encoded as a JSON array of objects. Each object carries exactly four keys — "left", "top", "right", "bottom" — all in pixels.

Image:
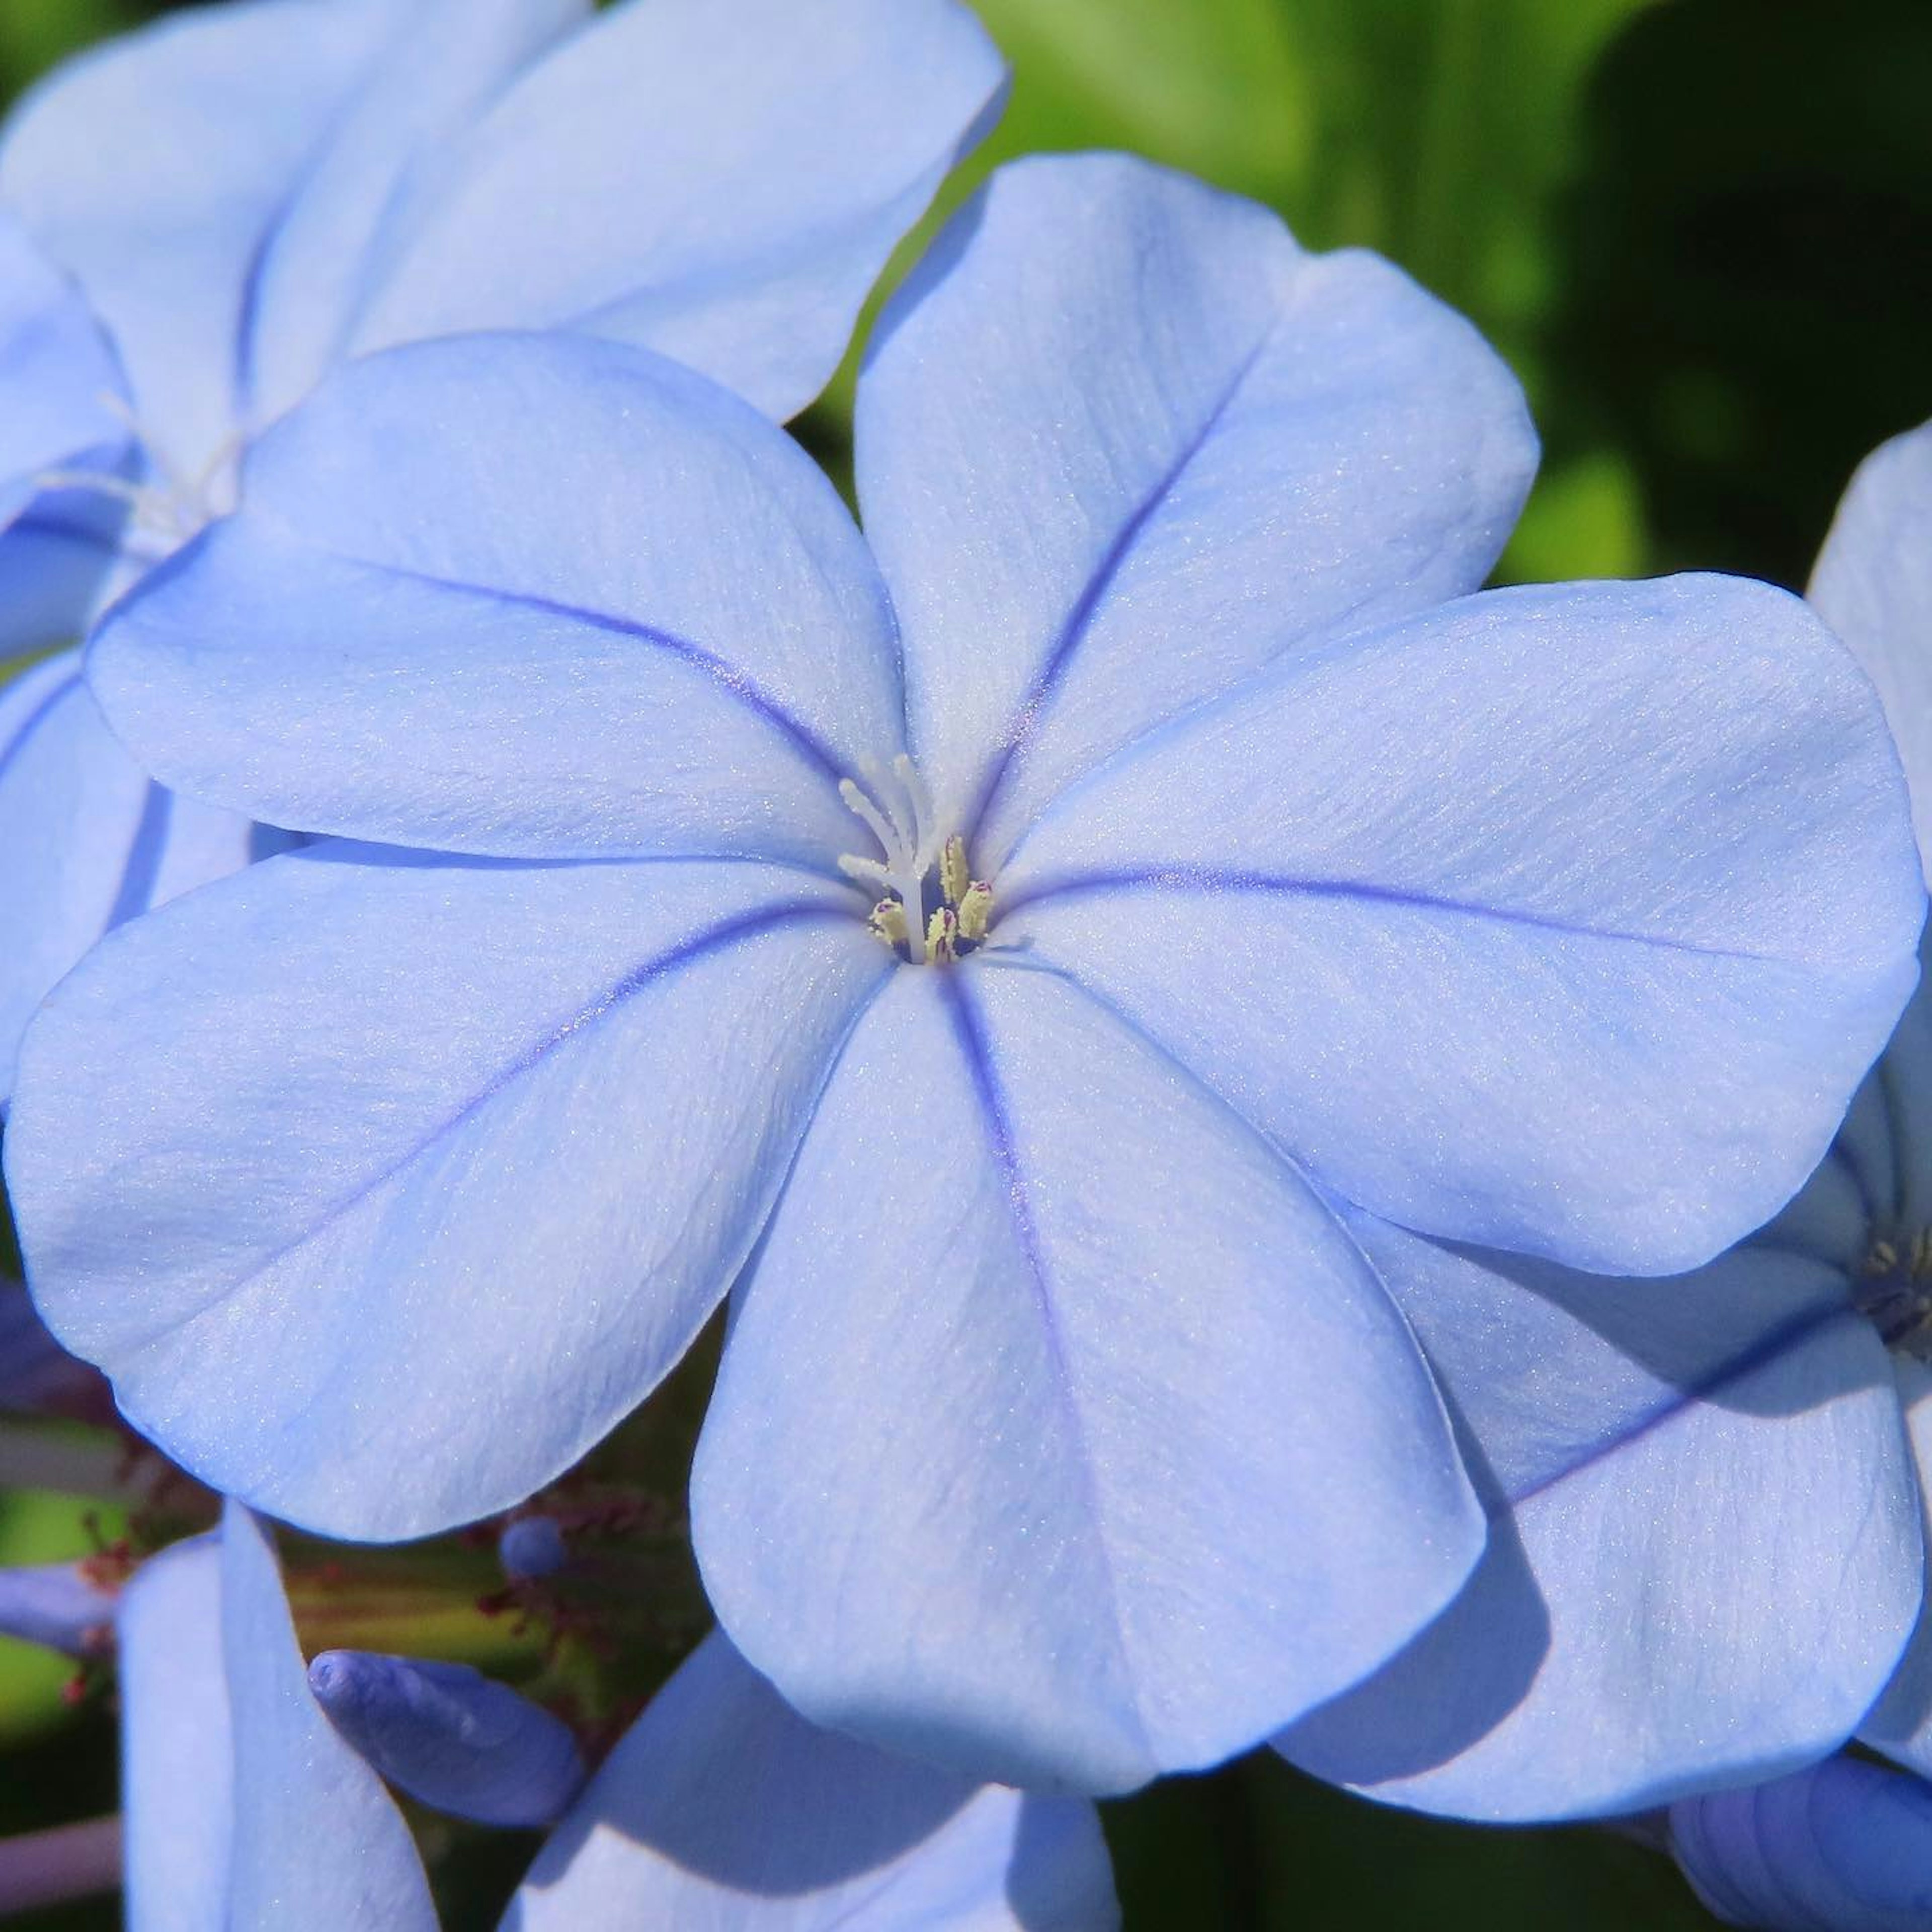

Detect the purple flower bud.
[
  {"left": 0, "top": 1562, "right": 115, "bottom": 1656},
  {"left": 308, "top": 1650, "right": 584, "bottom": 1827},
  {"left": 498, "top": 1515, "right": 567, "bottom": 1582}
]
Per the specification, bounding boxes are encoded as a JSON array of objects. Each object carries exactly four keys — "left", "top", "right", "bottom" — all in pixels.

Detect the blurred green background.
[{"left": 4, "top": 0, "right": 1930, "bottom": 1924}]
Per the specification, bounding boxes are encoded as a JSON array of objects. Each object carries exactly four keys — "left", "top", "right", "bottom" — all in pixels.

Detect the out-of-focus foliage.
[{"left": 3, "top": 2, "right": 1929, "bottom": 1927}]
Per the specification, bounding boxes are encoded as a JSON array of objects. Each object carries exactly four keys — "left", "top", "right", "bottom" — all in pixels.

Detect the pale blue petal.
[
  {"left": 0, "top": 495, "right": 131, "bottom": 656},
  {"left": 1005, "top": 576, "right": 1924, "bottom": 1273},
  {"left": 1860, "top": 1358, "right": 1932, "bottom": 1777},
  {"left": 0, "top": 1561, "right": 116, "bottom": 1655},
  {"left": 118, "top": 1535, "right": 230, "bottom": 1932},
  {"left": 1670, "top": 1757, "right": 1932, "bottom": 1932},
  {"left": 855, "top": 152, "right": 1535, "bottom": 862},
  {"left": 1279, "top": 1220, "right": 1919, "bottom": 1819},
  {"left": 240, "top": 0, "right": 589, "bottom": 428},
  {"left": 309, "top": 1650, "right": 584, "bottom": 1826},
  {"left": 91, "top": 333, "right": 901, "bottom": 863},
  {"left": 1878, "top": 935, "right": 1932, "bottom": 1238},
  {"left": 1810, "top": 419, "right": 1932, "bottom": 878},
  {"left": 503, "top": 1631, "right": 1117, "bottom": 1931},
  {"left": 0, "top": 0, "right": 406, "bottom": 483},
  {"left": 8, "top": 846, "right": 884, "bottom": 1538},
  {"left": 348, "top": 0, "right": 1007, "bottom": 423},
  {"left": 0, "top": 652, "right": 256, "bottom": 1110},
  {"left": 217, "top": 1504, "right": 437, "bottom": 1930},
  {"left": 695, "top": 962, "right": 1483, "bottom": 1794},
  {"left": 0, "top": 209, "right": 128, "bottom": 529}
]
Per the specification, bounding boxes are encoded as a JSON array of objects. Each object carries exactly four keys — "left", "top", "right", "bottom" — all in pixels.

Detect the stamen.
[
  {"left": 957, "top": 881, "right": 994, "bottom": 942},
  {"left": 868, "top": 899, "right": 909, "bottom": 948},
  {"left": 927, "top": 906, "right": 959, "bottom": 965}
]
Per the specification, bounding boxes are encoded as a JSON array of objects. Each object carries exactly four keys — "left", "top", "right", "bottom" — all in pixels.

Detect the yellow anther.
[
  {"left": 956, "top": 880, "right": 994, "bottom": 943},
  {"left": 927, "top": 905, "right": 958, "bottom": 965},
  {"left": 1868, "top": 1239, "right": 1901, "bottom": 1277},
  {"left": 868, "top": 898, "right": 909, "bottom": 948},
  {"left": 940, "top": 834, "right": 971, "bottom": 908}
]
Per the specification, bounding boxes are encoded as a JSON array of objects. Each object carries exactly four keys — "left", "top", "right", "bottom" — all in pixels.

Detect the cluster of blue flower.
[{"left": 0, "top": 2, "right": 1928, "bottom": 1926}]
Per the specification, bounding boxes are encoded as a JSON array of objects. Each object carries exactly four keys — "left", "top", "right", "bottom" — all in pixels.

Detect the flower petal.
[
  {"left": 1810, "top": 419, "right": 1932, "bottom": 878},
  {"left": 0, "top": 496, "right": 130, "bottom": 657},
  {"left": 855, "top": 151, "right": 1536, "bottom": 860},
  {"left": 8, "top": 845, "right": 883, "bottom": 1538},
  {"left": 0, "top": 653, "right": 257, "bottom": 1110},
  {"left": 694, "top": 961, "right": 1483, "bottom": 1793},
  {"left": 91, "top": 332, "right": 901, "bottom": 863},
  {"left": 0, "top": 209, "right": 128, "bottom": 529},
  {"left": 1278, "top": 1219, "right": 1920, "bottom": 1819},
  {"left": 0, "top": 0, "right": 408, "bottom": 480},
  {"left": 239, "top": 0, "right": 589, "bottom": 428},
  {"left": 1006, "top": 575, "right": 1925, "bottom": 1272},
  {"left": 217, "top": 1505, "right": 437, "bottom": 1931},
  {"left": 502, "top": 1631, "right": 1117, "bottom": 1931},
  {"left": 1859, "top": 1358, "right": 1932, "bottom": 1778},
  {"left": 118, "top": 1535, "right": 231, "bottom": 1932},
  {"left": 348, "top": 0, "right": 1007, "bottom": 423},
  {"left": 119, "top": 1506, "right": 437, "bottom": 1931},
  {"left": 1670, "top": 1756, "right": 1932, "bottom": 1932}
]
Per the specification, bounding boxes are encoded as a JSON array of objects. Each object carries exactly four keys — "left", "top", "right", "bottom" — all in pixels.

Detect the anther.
[
  {"left": 927, "top": 906, "right": 959, "bottom": 965},
  {"left": 868, "top": 899, "right": 909, "bottom": 948},
  {"left": 957, "top": 881, "right": 994, "bottom": 942}
]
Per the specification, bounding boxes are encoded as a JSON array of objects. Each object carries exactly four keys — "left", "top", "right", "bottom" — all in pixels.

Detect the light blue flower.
[
  {"left": 11, "top": 154, "right": 1921, "bottom": 1792},
  {"left": 1668, "top": 1754, "right": 1932, "bottom": 1931},
  {"left": 503, "top": 1631, "right": 1117, "bottom": 1930},
  {"left": 1278, "top": 420, "right": 1932, "bottom": 1824},
  {"left": 118, "top": 1504, "right": 438, "bottom": 1929},
  {"left": 0, "top": 0, "right": 1005, "bottom": 1102},
  {"left": 117, "top": 1505, "right": 1112, "bottom": 1929}
]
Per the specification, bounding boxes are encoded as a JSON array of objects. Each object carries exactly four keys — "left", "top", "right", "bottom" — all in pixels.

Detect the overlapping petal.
[
  {"left": 345, "top": 0, "right": 1007, "bottom": 423},
  {"left": 239, "top": 0, "right": 589, "bottom": 428},
  {"left": 857, "top": 153, "right": 1536, "bottom": 863},
  {"left": 119, "top": 1504, "right": 436, "bottom": 1932},
  {"left": 695, "top": 962, "right": 1483, "bottom": 1793},
  {"left": 0, "top": 0, "right": 407, "bottom": 481},
  {"left": 9, "top": 845, "right": 885, "bottom": 1536},
  {"left": 1859, "top": 1360, "right": 1932, "bottom": 1777},
  {"left": 1810, "top": 419, "right": 1932, "bottom": 876},
  {"left": 0, "top": 653, "right": 256, "bottom": 1108},
  {"left": 1670, "top": 1756, "right": 1932, "bottom": 1932},
  {"left": 0, "top": 209, "right": 127, "bottom": 531},
  {"left": 91, "top": 334, "right": 901, "bottom": 865},
  {"left": 1278, "top": 1221, "right": 1920, "bottom": 1819},
  {"left": 504, "top": 1631, "right": 1117, "bottom": 1930},
  {"left": 1004, "top": 575, "right": 1925, "bottom": 1272}
]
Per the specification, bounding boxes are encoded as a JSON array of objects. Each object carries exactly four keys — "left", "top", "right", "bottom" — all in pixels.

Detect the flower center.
[
  {"left": 35, "top": 397, "right": 240, "bottom": 566},
  {"left": 837, "top": 755, "right": 993, "bottom": 967},
  {"left": 1857, "top": 1229, "right": 1932, "bottom": 1360}
]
